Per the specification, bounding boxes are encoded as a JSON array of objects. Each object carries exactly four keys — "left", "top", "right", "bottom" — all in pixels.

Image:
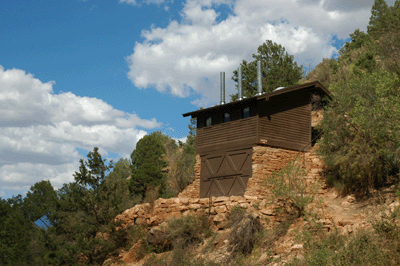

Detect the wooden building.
[{"left": 183, "top": 81, "right": 330, "bottom": 198}]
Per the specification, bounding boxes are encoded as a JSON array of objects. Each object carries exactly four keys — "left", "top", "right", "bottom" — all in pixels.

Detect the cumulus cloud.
[
  {"left": 126, "top": 0, "right": 372, "bottom": 106},
  {"left": 0, "top": 66, "right": 160, "bottom": 196}
]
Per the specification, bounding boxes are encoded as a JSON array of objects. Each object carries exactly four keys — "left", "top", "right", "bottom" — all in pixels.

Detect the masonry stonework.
[{"left": 246, "top": 146, "right": 302, "bottom": 197}]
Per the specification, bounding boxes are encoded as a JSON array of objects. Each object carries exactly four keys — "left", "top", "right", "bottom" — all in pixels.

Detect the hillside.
[{"left": 103, "top": 144, "right": 400, "bottom": 265}]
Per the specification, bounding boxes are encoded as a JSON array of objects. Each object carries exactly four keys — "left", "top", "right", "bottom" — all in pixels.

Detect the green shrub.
[
  {"left": 265, "top": 161, "right": 314, "bottom": 217},
  {"left": 143, "top": 247, "right": 219, "bottom": 266},
  {"left": 161, "top": 214, "right": 212, "bottom": 249},
  {"left": 289, "top": 207, "right": 400, "bottom": 266},
  {"left": 318, "top": 70, "right": 400, "bottom": 195},
  {"left": 125, "top": 225, "right": 151, "bottom": 259},
  {"left": 228, "top": 207, "right": 263, "bottom": 255}
]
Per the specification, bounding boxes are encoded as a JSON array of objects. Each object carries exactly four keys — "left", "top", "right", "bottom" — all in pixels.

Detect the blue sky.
[{"left": 0, "top": 0, "right": 382, "bottom": 198}]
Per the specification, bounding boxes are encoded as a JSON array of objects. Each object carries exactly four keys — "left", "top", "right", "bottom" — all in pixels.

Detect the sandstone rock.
[
  {"left": 341, "top": 201, "right": 351, "bottom": 207},
  {"left": 213, "top": 213, "right": 227, "bottom": 223},
  {"left": 180, "top": 198, "right": 189, "bottom": 205},
  {"left": 135, "top": 217, "right": 146, "bottom": 225},
  {"left": 155, "top": 198, "right": 167, "bottom": 205},
  {"left": 189, "top": 198, "right": 200, "bottom": 204},
  {"left": 342, "top": 224, "right": 353, "bottom": 235},
  {"left": 163, "top": 211, "right": 182, "bottom": 221},
  {"left": 147, "top": 225, "right": 171, "bottom": 250},
  {"left": 239, "top": 203, "right": 249, "bottom": 208},
  {"left": 213, "top": 196, "right": 230, "bottom": 203},
  {"left": 230, "top": 196, "right": 242, "bottom": 202},
  {"left": 290, "top": 244, "right": 303, "bottom": 251},
  {"left": 213, "top": 230, "right": 230, "bottom": 248},
  {"left": 244, "top": 195, "right": 258, "bottom": 201},
  {"left": 214, "top": 205, "right": 227, "bottom": 214},
  {"left": 260, "top": 208, "right": 275, "bottom": 216},
  {"left": 196, "top": 208, "right": 206, "bottom": 214},
  {"left": 122, "top": 239, "right": 143, "bottom": 263},
  {"left": 189, "top": 204, "right": 201, "bottom": 210},
  {"left": 226, "top": 202, "right": 239, "bottom": 210},
  {"left": 199, "top": 198, "right": 209, "bottom": 205},
  {"left": 338, "top": 220, "right": 353, "bottom": 227},
  {"left": 178, "top": 205, "right": 189, "bottom": 211}
]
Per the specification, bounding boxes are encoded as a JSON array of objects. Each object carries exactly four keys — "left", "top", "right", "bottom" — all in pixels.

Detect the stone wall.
[
  {"left": 246, "top": 146, "right": 302, "bottom": 198},
  {"left": 115, "top": 194, "right": 290, "bottom": 230},
  {"left": 177, "top": 145, "right": 318, "bottom": 199},
  {"left": 115, "top": 145, "right": 323, "bottom": 230}
]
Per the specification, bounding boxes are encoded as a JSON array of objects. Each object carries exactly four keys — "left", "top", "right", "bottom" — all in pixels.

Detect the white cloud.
[
  {"left": 0, "top": 66, "right": 160, "bottom": 195},
  {"left": 126, "top": 0, "right": 372, "bottom": 106},
  {"left": 173, "top": 136, "right": 187, "bottom": 144}
]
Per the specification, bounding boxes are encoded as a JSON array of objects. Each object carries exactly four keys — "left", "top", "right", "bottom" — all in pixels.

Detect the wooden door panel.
[{"left": 200, "top": 148, "right": 252, "bottom": 198}]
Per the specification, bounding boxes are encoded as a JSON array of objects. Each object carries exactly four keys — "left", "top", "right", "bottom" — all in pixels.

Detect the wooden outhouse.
[{"left": 183, "top": 81, "right": 330, "bottom": 198}]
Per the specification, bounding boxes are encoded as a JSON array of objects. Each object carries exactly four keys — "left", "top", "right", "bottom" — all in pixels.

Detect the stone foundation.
[
  {"left": 246, "top": 146, "right": 303, "bottom": 197},
  {"left": 116, "top": 145, "right": 323, "bottom": 230},
  {"left": 181, "top": 145, "right": 320, "bottom": 199}
]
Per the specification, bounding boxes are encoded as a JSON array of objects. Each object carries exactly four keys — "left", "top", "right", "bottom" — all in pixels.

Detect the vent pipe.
[
  {"left": 257, "top": 61, "right": 262, "bottom": 95},
  {"left": 220, "top": 72, "right": 225, "bottom": 105},
  {"left": 238, "top": 66, "right": 243, "bottom": 100}
]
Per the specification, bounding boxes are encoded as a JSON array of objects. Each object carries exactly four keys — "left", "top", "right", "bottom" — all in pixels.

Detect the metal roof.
[{"left": 182, "top": 81, "right": 330, "bottom": 118}]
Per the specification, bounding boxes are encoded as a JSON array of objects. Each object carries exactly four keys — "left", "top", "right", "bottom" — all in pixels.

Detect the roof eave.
[{"left": 182, "top": 80, "right": 330, "bottom": 118}]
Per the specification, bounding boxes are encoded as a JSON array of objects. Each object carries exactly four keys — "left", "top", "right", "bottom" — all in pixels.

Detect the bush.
[
  {"left": 143, "top": 248, "right": 219, "bottom": 266},
  {"left": 289, "top": 207, "right": 400, "bottom": 266},
  {"left": 228, "top": 207, "right": 263, "bottom": 255},
  {"left": 318, "top": 70, "right": 400, "bottom": 195},
  {"left": 265, "top": 161, "right": 314, "bottom": 217},
  {"left": 160, "top": 214, "right": 212, "bottom": 250}
]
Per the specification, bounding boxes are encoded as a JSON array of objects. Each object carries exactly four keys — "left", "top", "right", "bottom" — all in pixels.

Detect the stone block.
[
  {"left": 213, "top": 196, "right": 229, "bottom": 203},
  {"left": 259, "top": 208, "right": 275, "bottom": 216},
  {"left": 239, "top": 203, "right": 249, "bottom": 208},
  {"left": 178, "top": 205, "right": 189, "bottom": 211},
  {"left": 230, "top": 196, "right": 242, "bottom": 202},
  {"left": 213, "top": 213, "right": 227, "bottom": 223},
  {"left": 199, "top": 198, "right": 209, "bottom": 205},
  {"left": 214, "top": 205, "right": 227, "bottom": 214},
  {"left": 135, "top": 217, "right": 145, "bottom": 225},
  {"left": 189, "top": 204, "right": 201, "bottom": 210},
  {"left": 180, "top": 198, "right": 189, "bottom": 205},
  {"left": 189, "top": 198, "right": 200, "bottom": 204},
  {"left": 244, "top": 195, "right": 258, "bottom": 201},
  {"left": 226, "top": 202, "right": 239, "bottom": 210}
]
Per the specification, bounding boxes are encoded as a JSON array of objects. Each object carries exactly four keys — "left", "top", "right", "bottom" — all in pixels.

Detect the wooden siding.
[
  {"left": 258, "top": 91, "right": 311, "bottom": 151},
  {"left": 197, "top": 116, "right": 257, "bottom": 151}
]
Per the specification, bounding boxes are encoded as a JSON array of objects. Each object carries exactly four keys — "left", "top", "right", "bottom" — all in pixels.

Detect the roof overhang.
[{"left": 182, "top": 80, "right": 330, "bottom": 118}]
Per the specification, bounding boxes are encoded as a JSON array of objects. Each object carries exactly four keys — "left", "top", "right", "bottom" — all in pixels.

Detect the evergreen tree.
[
  {"left": 174, "top": 118, "right": 197, "bottom": 193},
  {"left": 231, "top": 40, "right": 303, "bottom": 101},
  {"left": 73, "top": 147, "right": 114, "bottom": 190},
  {"left": 0, "top": 196, "right": 37, "bottom": 265},
  {"left": 24, "top": 180, "right": 57, "bottom": 223},
  {"left": 368, "top": 0, "right": 390, "bottom": 37},
  {"left": 130, "top": 131, "right": 167, "bottom": 198},
  {"left": 339, "top": 29, "right": 371, "bottom": 55},
  {"left": 44, "top": 148, "right": 132, "bottom": 265}
]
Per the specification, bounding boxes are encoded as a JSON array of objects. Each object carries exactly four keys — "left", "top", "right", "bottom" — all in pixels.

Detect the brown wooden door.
[{"left": 200, "top": 148, "right": 252, "bottom": 198}]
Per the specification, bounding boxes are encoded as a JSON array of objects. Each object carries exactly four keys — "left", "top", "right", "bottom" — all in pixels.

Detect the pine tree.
[
  {"left": 130, "top": 131, "right": 167, "bottom": 198},
  {"left": 368, "top": 0, "right": 390, "bottom": 37},
  {"left": 73, "top": 147, "right": 114, "bottom": 190},
  {"left": 231, "top": 40, "right": 303, "bottom": 101}
]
